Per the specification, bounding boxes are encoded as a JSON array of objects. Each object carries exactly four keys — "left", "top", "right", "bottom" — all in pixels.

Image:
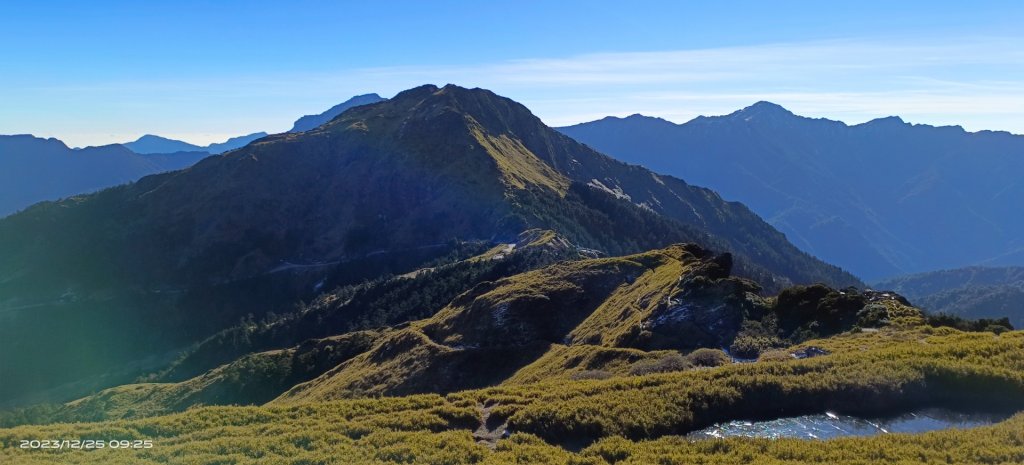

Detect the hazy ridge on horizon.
[{"left": 558, "top": 100, "right": 1024, "bottom": 282}]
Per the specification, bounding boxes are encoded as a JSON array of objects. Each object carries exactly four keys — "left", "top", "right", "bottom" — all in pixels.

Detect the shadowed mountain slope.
[
  {"left": 289, "top": 93, "right": 387, "bottom": 132},
  {"left": 559, "top": 105, "right": 1024, "bottom": 281},
  {"left": 0, "top": 135, "right": 210, "bottom": 217},
  {"left": 876, "top": 266, "right": 1024, "bottom": 326},
  {"left": 37, "top": 243, "right": 905, "bottom": 423},
  {"left": 0, "top": 85, "right": 855, "bottom": 405}
]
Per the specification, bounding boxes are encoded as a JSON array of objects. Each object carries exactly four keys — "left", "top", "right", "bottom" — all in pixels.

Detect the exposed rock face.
[
  {"left": 422, "top": 260, "right": 641, "bottom": 349},
  {"left": 635, "top": 253, "right": 762, "bottom": 350},
  {"left": 792, "top": 346, "right": 830, "bottom": 359}
]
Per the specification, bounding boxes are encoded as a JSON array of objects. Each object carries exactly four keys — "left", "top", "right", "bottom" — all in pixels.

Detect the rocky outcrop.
[{"left": 635, "top": 254, "right": 763, "bottom": 350}]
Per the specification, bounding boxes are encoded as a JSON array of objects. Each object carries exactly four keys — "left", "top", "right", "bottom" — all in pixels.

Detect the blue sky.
[{"left": 2, "top": 1, "right": 1023, "bottom": 147}]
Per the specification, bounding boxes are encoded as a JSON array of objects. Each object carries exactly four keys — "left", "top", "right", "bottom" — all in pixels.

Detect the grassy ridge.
[
  {"left": 158, "top": 236, "right": 575, "bottom": 382},
  {"left": 21, "top": 245, "right": 942, "bottom": 425},
  {"left": 2, "top": 328, "right": 1022, "bottom": 464},
  {"left": 502, "top": 345, "right": 673, "bottom": 384},
  {"left": 47, "top": 331, "right": 382, "bottom": 423},
  {"left": 273, "top": 253, "right": 658, "bottom": 403}
]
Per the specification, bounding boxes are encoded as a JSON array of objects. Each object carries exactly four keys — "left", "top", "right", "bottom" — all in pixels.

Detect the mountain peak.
[
  {"left": 123, "top": 133, "right": 265, "bottom": 155},
  {"left": 289, "top": 93, "right": 388, "bottom": 132},
  {"left": 412, "top": 83, "right": 505, "bottom": 106},
  {"left": 737, "top": 101, "right": 794, "bottom": 117},
  {"left": 381, "top": 84, "right": 542, "bottom": 139},
  {"left": 124, "top": 134, "right": 204, "bottom": 154},
  {"left": 390, "top": 84, "right": 442, "bottom": 102},
  {"left": 624, "top": 113, "right": 656, "bottom": 121},
  {"left": 0, "top": 134, "right": 71, "bottom": 151},
  {"left": 321, "top": 83, "right": 573, "bottom": 194},
  {"left": 863, "top": 115, "right": 907, "bottom": 126},
  {"left": 134, "top": 134, "right": 172, "bottom": 142},
  {"left": 561, "top": 114, "right": 674, "bottom": 130}
]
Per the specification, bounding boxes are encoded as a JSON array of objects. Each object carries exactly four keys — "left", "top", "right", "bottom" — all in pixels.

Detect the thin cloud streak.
[{"left": 6, "top": 36, "right": 1024, "bottom": 146}]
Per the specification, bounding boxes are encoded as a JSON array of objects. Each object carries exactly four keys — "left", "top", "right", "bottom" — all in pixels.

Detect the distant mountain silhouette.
[
  {"left": 289, "top": 93, "right": 386, "bottom": 132},
  {"left": 124, "top": 93, "right": 386, "bottom": 153},
  {"left": 0, "top": 135, "right": 210, "bottom": 217},
  {"left": 559, "top": 105, "right": 1024, "bottom": 281},
  {"left": 876, "top": 266, "right": 1024, "bottom": 327},
  {"left": 2, "top": 94, "right": 385, "bottom": 218},
  {"left": 124, "top": 132, "right": 268, "bottom": 154}
]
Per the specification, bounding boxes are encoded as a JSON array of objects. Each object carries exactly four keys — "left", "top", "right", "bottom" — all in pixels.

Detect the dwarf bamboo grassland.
[{"left": 2, "top": 327, "right": 1023, "bottom": 464}]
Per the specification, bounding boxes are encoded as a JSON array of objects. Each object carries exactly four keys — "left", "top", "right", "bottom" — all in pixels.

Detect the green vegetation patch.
[{"left": 1, "top": 329, "right": 1022, "bottom": 464}]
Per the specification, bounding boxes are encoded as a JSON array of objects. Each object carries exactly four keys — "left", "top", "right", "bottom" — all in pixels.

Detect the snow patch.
[{"left": 587, "top": 178, "right": 631, "bottom": 200}]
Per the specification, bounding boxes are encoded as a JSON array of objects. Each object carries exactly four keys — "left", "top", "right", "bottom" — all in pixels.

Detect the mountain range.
[
  {"left": 0, "top": 135, "right": 210, "bottom": 217},
  {"left": 10, "top": 95, "right": 1022, "bottom": 287},
  {"left": 121, "top": 93, "right": 387, "bottom": 153},
  {"left": 876, "top": 266, "right": 1024, "bottom": 327},
  {"left": 0, "top": 84, "right": 856, "bottom": 406},
  {"left": 123, "top": 132, "right": 269, "bottom": 154},
  {"left": 0, "top": 94, "right": 385, "bottom": 218},
  {"left": 558, "top": 104, "right": 1024, "bottom": 281},
  {"left": 2, "top": 85, "right": 1023, "bottom": 465}
]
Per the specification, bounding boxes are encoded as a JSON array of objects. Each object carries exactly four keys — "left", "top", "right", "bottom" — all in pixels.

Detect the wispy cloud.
[{"left": 5, "top": 36, "right": 1024, "bottom": 146}]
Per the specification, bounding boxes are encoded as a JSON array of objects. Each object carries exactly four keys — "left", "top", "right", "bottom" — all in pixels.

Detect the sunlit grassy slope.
[
  {"left": 2, "top": 327, "right": 1022, "bottom": 464},
  {"left": 18, "top": 243, "right": 939, "bottom": 427},
  {"left": 0, "top": 84, "right": 862, "bottom": 405}
]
